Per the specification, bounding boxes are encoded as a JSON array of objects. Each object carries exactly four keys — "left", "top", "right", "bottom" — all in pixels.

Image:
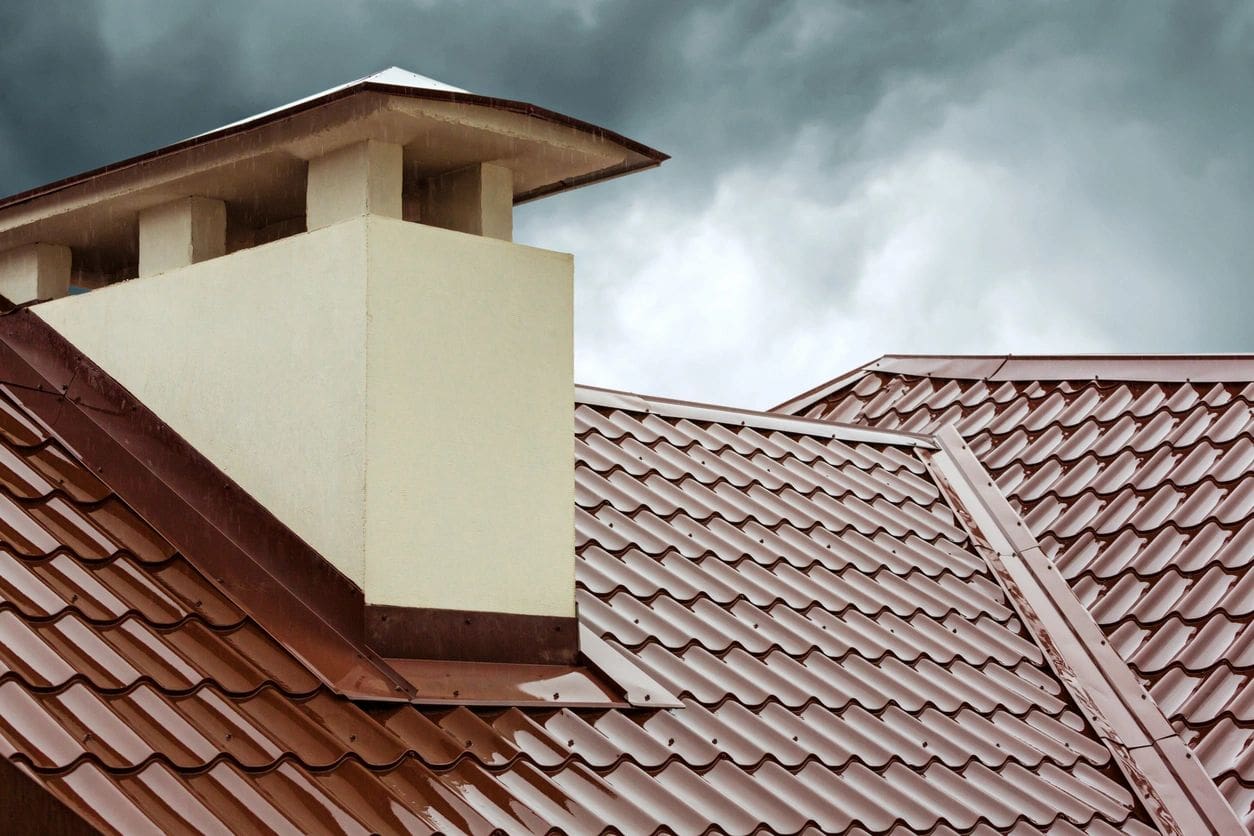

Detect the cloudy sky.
[{"left": 2, "top": 1, "right": 1252, "bottom": 408}]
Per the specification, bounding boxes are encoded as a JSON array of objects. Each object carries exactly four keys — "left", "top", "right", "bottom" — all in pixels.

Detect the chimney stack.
[{"left": 0, "top": 69, "right": 665, "bottom": 663}]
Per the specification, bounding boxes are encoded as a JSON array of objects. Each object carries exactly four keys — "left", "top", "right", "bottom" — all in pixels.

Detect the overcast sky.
[{"left": 2, "top": 1, "right": 1251, "bottom": 407}]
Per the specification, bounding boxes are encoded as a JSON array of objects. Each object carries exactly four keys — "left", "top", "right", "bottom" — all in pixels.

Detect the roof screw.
[
  {"left": 553, "top": 692, "right": 560, "bottom": 699},
  {"left": 452, "top": 690, "right": 459, "bottom": 697},
  {"left": 643, "top": 694, "right": 650, "bottom": 702},
  {"left": 567, "top": 739, "right": 574, "bottom": 746}
]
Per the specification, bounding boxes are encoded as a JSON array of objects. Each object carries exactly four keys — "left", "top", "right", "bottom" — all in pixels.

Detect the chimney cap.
[
  {"left": 0, "top": 66, "right": 667, "bottom": 219},
  {"left": 202, "top": 68, "right": 471, "bottom": 138}
]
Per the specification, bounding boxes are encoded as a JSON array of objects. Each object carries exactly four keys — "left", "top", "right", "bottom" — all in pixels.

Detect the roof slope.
[
  {"left": 781, "top": 354, "right": 1254, "bottom": 830},
  {"left": 0, "top": 369, "right": 1161, "bottom": 833}
]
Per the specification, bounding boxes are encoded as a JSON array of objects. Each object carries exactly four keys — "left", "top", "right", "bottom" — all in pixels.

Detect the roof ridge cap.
[{"left": 575, "top": 383, "right": 935, "bottom": 449}]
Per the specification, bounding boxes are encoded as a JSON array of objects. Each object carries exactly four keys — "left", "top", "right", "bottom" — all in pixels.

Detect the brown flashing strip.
[
  {"left": 385, "top": 656, "right": 627, "bottom": 708},
  {"left": 366, "top": 604, "right": 578, "bottom": 666},
  {"left": 0, "top": 309, "right": 415, "bottom": 702},
  {"left": 923, "top": 424, "right": 1245, "bottom": 836},
  {"left": 0, "top": 81, "right": 668, "bottom": 215},
  {"left": 0, "top": 757, "right": 99, "bottom": 835}
]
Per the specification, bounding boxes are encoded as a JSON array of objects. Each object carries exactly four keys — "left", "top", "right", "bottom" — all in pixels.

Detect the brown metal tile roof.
[
  {"left": 783, "top": 354, "right": 1254, "bottom": 831},
  {"left": 0, "top": 352, "right": 1176, "bottom": 834}
]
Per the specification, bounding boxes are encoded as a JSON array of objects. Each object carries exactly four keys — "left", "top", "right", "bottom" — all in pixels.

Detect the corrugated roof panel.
[
  {"left": 798, "top": 364, "right": 1254, "bottom": 822},
  {"left": 0, "top": 372, "right": 1162, "bottom": 832}
]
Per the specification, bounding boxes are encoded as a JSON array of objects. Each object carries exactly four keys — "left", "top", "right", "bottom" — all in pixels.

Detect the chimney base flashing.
[{"left": 365, "top": 604, "right": 578, "bottom": 666}]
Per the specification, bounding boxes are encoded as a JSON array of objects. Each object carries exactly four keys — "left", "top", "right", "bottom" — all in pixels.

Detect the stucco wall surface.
[
  {"left": 33, "top": 216, "right": 575, "bottom": 617},
  {"left": 35, "top": 221, "right": 371, "bottom": 585},
  {"left": 365, "top": 217, "right": 574, "bottom": 615}
]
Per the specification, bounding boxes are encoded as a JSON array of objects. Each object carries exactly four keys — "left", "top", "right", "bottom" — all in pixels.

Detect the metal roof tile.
[
  {"left": 800, "top": 363, "right": 1254, "bottom": 819},
  {"left": 0, "top": 368, "right": 1168, "bottom": 832}
]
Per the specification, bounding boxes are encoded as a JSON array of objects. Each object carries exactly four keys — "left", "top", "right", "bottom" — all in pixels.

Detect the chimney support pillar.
[
  {"left": 420, "top": 163, "right": 513, "bottom": 241},
  {"left": 306, "top": 140, "right": 403, "bottom": 230},
  {"left": 138, "top": 197, "right": 226, "bottom": 277},
  {"left": 0, "top": 243, "right": 72, "bottom": 304}
]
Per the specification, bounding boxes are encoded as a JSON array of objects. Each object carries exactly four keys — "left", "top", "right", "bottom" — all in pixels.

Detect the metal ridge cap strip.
[
  {"left": 922, "top": 423, "right": 1245, "bottom": 836},
  {"left": 863, "top": 354, "right": 1254, "bottom": 383},
  {"left": 575, "top": 383, "right": 937, "bottom": 449},
  {"left": 769, "top": 359, "right": 884, "bottom": 415}
]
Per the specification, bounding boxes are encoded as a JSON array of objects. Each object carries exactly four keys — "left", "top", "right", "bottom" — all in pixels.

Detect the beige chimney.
[{"left": 0, "top": 69, "right": 665, "bottom": 661}]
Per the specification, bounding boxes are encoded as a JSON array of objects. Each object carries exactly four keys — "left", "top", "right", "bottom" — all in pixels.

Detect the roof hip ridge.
[{"left": 922, "top": 425, "right": 1247, "bottom": 836}]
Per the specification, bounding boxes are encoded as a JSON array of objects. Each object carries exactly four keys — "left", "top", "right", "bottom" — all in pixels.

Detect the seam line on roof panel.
[{"left": 920, "top": 425, "right": 1246, "bottom": 836}]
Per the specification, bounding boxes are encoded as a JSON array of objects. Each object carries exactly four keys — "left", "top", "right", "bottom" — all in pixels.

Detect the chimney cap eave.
[{"left": 0, "top": 68, "right": 669, "bottom": 218}]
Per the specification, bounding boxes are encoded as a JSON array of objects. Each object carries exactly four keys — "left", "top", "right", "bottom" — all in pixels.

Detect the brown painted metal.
[
  {"left": 384, "top": 656, "right": 627, "bottom": 708},
  {"left": 365, "top": 604, "right": 578, "bottom": 666},
  {"left": 0, "top": 367, "right": 1166, "bottom": 832},
  {"left": 0, "top": 81, "right": 668, "bottom": 215},
  {"left": 0, "top": 757, "right": 99, "bottom": 835},
  {"left": 925, "top": 424, "right": 1245, "bottom": 835}
]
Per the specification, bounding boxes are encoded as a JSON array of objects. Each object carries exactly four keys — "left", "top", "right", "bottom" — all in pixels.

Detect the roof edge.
[
  {"left": 924, "top": 425, "right": 1245, "bottom": 836},
  {"left": 775, "top": 353, "right": 1254, "bottom": 417},
  {"left": 877, "top": 353, "right": 1254, "bottom": 382},
  {"left": 575, "top": 383, "right": 937, "bottom": 449}
]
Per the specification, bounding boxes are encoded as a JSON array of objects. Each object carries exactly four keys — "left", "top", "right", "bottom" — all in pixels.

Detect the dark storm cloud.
[{"left": 2, "top": 1, "right": 1253, "bottom": 405}]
